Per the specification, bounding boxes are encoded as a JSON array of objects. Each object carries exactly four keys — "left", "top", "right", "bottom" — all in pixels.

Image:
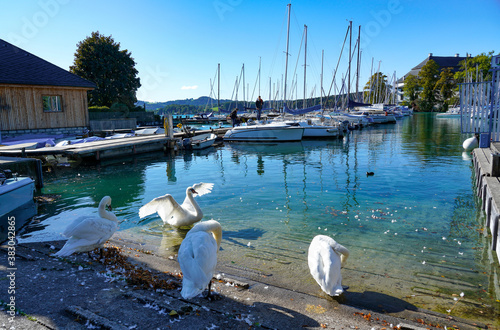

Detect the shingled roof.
[
  {"left": 0, "top": 38, "right": 96, "bottom": 89},
  {"left": 398, "top": 53, "right": 469, "bottom": 83}
]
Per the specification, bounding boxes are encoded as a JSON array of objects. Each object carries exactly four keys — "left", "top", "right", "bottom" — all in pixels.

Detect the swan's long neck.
[
  {"left": 186, "top": 188, "right": 202, "bottom": 216},
  {"left": 98, "top": 198, "right": 118, "bottom": 222},
  {"left": 332, "top": 242, "right": 349, "bottom": 267}
]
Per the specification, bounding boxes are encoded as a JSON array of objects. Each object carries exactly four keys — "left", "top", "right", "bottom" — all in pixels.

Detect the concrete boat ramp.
[{"left": 473, "top": 143, "right": 500, "bottom": 264}]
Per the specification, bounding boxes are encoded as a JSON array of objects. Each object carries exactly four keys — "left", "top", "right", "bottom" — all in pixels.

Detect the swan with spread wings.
[{"left": 139, "top": 183, "right": 214, "bottom": 227}]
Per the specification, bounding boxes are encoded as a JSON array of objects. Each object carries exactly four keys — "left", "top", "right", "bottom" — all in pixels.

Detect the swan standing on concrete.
[
  {"left": 138, "top": 183, "right": 214, "bottom": 227},
  {"left": 54, "top": 196, "right": 119, "bottom": 257},
  {"left": 308, "top": 235, "right": 349, "bottom": 296},
  {"left": 178, "top": 219, "right": 222, "bottom": 299}
]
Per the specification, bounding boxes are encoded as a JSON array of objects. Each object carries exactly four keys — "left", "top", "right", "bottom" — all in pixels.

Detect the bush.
[
  {"left": 132, "top": 105, "right": 146, "bottom": 112},
  {"left": 416, "top": 99, "right": 433, "bottom": 112},
  {"left": 110, "top": 103, "right": 130, "bottom": 117},
  {"left": 89, "top": 106, "right": 111, "bottom": 112}
]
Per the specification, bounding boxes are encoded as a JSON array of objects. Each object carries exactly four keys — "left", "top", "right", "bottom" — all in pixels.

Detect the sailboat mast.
[
  {"left": 258, "top": 57, "right": 261, "bottom": 97},
  {"left": 269, "top": 77, "right": 271, "bottom": 109},
  {"left": 242, "top": 63, "right": 246, "bottom": 108},
  {"left": 217, "top": 63, "right": 220, "bottom": 110},
  {"left": 303, "top": 24, "right": 307, "bottom": 110},
  {"left": 347, "top": 20, "right": 352, "bottom": 108},
  {"left": 321, "top": 49, "right": 324, "bottom": 110},
  {"left": 356, "top": 25, "right": 361, "bottom": 102},
  {"left": 283, "top": 3, "right": 291, "bottom": 111}
]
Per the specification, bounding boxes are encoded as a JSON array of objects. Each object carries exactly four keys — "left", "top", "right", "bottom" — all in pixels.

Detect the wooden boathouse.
[{"left": 0, "top": 38, "right": 96, "bottom": 138}]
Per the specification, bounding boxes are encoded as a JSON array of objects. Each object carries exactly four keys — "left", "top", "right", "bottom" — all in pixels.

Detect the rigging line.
[
  {"left": 209, "top": 66, "right": 219, "bottom": 101},
  {"left": 290, "top": 27, "right": 306, "bottom": 105},
  {"left": 251, "top": 57, "right": 261, "bottom": 102},
  {"left": 268, "top": 8, "right": 289, "bottom": 80},
  {"left": 204, "top": 66, "right": 219, "bottom": 111},
  {"left": 326, "top": 24, "right": 350, "bottom": 107},
  {"left": 347, "top": 38, "right": 359, "bottom": 99}
]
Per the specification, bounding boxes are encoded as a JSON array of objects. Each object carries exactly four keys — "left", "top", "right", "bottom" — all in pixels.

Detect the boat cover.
[
  {"left": 347, "top": 99, "right": 373, "bottom": 108},
  {"left": 284, "top": 104, "right": 321, "bottom": 115}
]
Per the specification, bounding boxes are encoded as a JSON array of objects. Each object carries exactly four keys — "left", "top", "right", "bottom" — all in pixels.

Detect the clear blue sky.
[{"left": 2, "top": 0, "right": 499, "bottom": 103}]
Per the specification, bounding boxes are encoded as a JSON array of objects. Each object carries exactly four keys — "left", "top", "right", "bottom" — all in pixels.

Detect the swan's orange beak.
[
  {"left": 190, "top": 188, "right": 198, "bottom": 195},
  {"left": 107, "top": 204, "right": 112, "bottom": 211}
]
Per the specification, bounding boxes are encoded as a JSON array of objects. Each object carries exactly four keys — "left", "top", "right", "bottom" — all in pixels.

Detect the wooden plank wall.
[{"left": 0, "top": 85, "right": 91, "bottom": 131}]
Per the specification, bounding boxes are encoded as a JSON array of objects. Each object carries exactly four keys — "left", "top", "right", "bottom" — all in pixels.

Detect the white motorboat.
[
  {"left": 351, "top": 110, "right": 396, "bottom": 124},
  {"left": 0, "top": 171, "right": 37, "bottom": 242},
  {"left": 190, "top": 133, "right": 217, "bottom": 149},
  {"left": 278, "top": 119, "right": 342, "bottom": 139},
  {"left": 436, "top": 107, "right": 461, "bottom": 118},
  {"left": 326, "top": 111, "right": 374, "bottom": 127},
  {"left": 223, "top": 122, "right": 304, "bottom": 142}
]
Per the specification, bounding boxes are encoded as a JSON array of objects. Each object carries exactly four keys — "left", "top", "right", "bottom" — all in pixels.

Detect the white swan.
[
  {"left": 178, "top": 219, "right": 222, "bottom": 299},
  {"left": 54, "top": 196, "right": 119, "bottom": 257},
  {"left": 308, "top": 235, "right": 349, "bottom": 296},
  {"left": 138, "top": 182, "right": 214, "bottom": 227}
]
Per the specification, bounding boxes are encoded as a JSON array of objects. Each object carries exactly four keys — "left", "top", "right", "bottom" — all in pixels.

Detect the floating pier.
[
  {"left": 473, "top": 144, "right": 500, "bottom": 263},
  {"left": 0, "top": 128, "right": 230, "bottom": 162}
]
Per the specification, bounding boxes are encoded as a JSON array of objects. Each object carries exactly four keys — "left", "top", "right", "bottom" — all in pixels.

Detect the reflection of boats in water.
[
  {"left": 226, "top": 139, "right": 344, "bottom": 155},
  {"left": 226, "top": 142, "right": 304, "bottom": 155},
  {"left": 300, "top": 139, "right": 345, "bottom": 150}
]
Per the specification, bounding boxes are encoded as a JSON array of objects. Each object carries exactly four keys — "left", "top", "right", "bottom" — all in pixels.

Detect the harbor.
[{"left": 2, "top": 113, "right": 498, "bottom": 329}]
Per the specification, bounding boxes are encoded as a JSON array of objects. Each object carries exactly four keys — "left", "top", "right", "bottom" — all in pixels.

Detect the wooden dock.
[
  {"left": 0, "top": 128, "right": 230, "bottom": 161},
  {"left": 473, "top": 143, "right": 500, "bottom": 264}
]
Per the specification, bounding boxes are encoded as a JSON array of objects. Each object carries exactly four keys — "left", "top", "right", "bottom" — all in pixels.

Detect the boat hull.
[
  {"left": 223, "top": 124, "right": 304, "bottom": 142},
  {"left": 191, "top": 133, "right": 217, "bottom": 149},
  {"left": 301, "top": 126, "right": 340, "bottom": 138},
  {"left": 0, "top": 177, "right": 36, "bottom": 242}
]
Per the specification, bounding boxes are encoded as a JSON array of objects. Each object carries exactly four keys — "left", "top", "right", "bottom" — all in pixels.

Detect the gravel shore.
[{"left": 0, "top": 239, "right": 488, "bottom": 330}]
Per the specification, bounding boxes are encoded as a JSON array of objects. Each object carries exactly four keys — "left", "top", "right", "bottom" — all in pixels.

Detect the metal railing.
[{"left": 460, "top": 66, "right": 500, "bottom": 143}]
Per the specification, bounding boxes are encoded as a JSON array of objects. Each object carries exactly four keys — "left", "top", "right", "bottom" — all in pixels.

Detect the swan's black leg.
[
  {"left": 204, "top": 280, "right": 221, "bottom": 301},
  {"left": 207, "top": 280, "right": 212, "bottom": 299}
]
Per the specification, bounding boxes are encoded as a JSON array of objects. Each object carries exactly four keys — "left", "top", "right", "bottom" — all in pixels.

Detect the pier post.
[{"left": 491, "top": 152, "right": 500, "bottom": 177}]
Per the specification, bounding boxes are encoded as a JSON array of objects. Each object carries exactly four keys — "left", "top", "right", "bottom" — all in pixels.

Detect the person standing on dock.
[
  {"left": 230, "top": 108, "right": 239, "bottom": 127},
  {"left": 256, "top": 96, "right": 264, "bottom": 121}
]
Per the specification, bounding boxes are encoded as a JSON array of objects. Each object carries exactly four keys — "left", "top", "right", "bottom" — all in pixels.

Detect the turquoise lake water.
[{"left": 20, "top": 113, "right": 500, "bottom": 325}]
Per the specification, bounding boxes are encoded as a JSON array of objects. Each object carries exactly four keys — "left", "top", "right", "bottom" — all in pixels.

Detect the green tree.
[
  {"left": 418, "top": 60, "right": 440, "bottom": 111},
  {"left": 363, "top": 72, "right": 389, "bottom": 104},
  {"left": 434, "top": 67, "right": 456, "bottom": 111},
  {"left": 454, "top": 51, "right": 496, "bottom": 83},
  {"left": 70, "top": 31, "right": 141, "bottom": 109},
  {"left": 402, "top": 74, "right": 420, "bottom": 108}
]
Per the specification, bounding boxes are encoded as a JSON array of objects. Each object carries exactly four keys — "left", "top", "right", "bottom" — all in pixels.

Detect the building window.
[{"left": 42, "top": 95, "right": 63, "bottom": 112}]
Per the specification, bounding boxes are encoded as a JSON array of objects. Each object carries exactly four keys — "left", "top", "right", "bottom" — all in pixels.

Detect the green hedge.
[{"left": 89, "top": 106, "right": 111, "bottom": 112}]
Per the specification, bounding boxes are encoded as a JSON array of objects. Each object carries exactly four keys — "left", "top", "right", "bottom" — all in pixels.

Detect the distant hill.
[{"left": 136, "top": 97, "right": 232, "bottom": 111}]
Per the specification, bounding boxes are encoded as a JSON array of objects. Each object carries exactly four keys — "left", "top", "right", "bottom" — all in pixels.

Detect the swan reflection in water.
[{"left": 139, "top": 223, "right": 191, "bottom": 257}]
